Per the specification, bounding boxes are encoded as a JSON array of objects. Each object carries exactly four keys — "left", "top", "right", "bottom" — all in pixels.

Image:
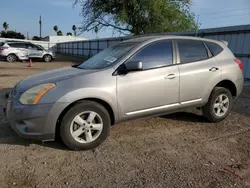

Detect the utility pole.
[
  {"left": 39, "top": 15, "right": 42, "bottom": 39},
  {"left": 27, "top": 32, "right": 29, "bottom": 40},
  {"left": 195, "top": 14, "right": 199, "bottom": 37}
]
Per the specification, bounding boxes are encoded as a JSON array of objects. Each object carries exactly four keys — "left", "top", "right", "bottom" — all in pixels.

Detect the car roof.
[
  {"left": 7, "top": 41, "right": 27, "bottom": 43},
  {"left": 124, "top": 35, "right": 223, "bottom": 45}
]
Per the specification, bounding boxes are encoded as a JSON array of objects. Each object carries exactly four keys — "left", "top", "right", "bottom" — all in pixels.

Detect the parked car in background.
[
  {"left": 0, "top": 41, "right": 56, "bottom": 62},
  {"left": 4, "top": 36, "right": 244, "bottom": 150}
]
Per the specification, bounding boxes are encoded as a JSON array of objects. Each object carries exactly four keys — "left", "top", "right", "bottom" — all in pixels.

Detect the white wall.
[{"left": 42, "top": 36, "right": 87, "bottom": 44}]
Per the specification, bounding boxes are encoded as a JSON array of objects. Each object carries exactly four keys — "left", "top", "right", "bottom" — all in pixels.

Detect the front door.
[
  {"left": 117, "top": 40, "right": 180, "bottom": 119},
  {"left": 176, "top": 39, "right": 221, "bottom": 106},
  {"left": 25, "top": 43, "right": 40, "bottom": 58}
]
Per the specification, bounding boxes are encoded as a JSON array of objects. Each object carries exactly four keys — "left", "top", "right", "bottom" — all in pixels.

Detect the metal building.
[{"left": 57, "top": 24, "right": 250, "bottom": 79}]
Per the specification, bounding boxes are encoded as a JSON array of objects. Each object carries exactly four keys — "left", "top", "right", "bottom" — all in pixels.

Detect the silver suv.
[
  {"left": 4, "top": 36, "right": 244, "bottom": 150},
  {"left": 0, "top": 41, "right": 55, "bottom": 62}
]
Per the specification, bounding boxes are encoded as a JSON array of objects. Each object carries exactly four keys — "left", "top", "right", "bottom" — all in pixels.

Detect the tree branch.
[{"left": 97, "top": 18, "right": 132, "bottom": 32}]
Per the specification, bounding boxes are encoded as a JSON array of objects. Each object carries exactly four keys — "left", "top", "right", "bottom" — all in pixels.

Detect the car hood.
[{"left": 15, "top": 67, "right": 98, "bottom": 92}]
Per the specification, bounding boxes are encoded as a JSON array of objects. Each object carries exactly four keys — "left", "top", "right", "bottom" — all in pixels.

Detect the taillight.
[
  {"left": 234, "top": 59, "right": 243, "bottom": 70},
  {"left": 0, "top": 47, "right": 8, "bottom": 51}
]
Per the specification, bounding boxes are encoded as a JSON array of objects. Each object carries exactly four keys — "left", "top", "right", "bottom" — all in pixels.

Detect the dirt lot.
[{"left": 0, "top": 58, "right": 250, "bottom": 188}]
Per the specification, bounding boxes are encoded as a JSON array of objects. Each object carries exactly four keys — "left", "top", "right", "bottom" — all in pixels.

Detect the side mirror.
[{"left": 125, "top": 61, "right": 143, "bottom": 72}]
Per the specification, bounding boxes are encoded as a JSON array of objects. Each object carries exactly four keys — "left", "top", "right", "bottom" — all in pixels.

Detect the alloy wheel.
[
  {"left": 70, "top": 111, "right": 103, "bottom": 143},
  {"left": 213, "top": 94, "right": 229, "bottom": 117}
]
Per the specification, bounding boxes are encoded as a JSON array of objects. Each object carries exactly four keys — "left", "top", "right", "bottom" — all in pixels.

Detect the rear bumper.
[{"left": 235, "top": 76, "right": 244, "bottom": 97}]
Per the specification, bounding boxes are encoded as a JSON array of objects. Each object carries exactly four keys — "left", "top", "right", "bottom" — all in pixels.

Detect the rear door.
[
  {"left": 7, "top": 42, "right": 27, "bottom": 58},
  {"left": 176, "top": 39, "right": 221, "bottom": 106}
]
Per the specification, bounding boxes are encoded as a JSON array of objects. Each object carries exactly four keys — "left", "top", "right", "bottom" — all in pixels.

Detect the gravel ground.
[{"left": 0, "top": 59, "right": 250, "bottom": 188}]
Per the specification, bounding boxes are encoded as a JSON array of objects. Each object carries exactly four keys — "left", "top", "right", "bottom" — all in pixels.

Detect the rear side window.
[
  {"left": 0, "top": 42, "right": 5, "bottom": 46},
  {"left": 129, "top": 40, "right": 173, "bottom": 69},
  {"left": 177, "top": 40, "right": 208, "bottom": 64},
  {"left": 25, "top": 43, "right": 39, "bottom": 50},
  {"left": 8, "top": 43, "right": 25, "bottom": 48},
  {"left": 205, "top": 42, "right": 223, "bottom": 56}
]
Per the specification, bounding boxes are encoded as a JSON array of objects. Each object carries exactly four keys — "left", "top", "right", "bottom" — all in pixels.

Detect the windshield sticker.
[{"left": 104, "top": 56, "right": 117, "bottom": 64}]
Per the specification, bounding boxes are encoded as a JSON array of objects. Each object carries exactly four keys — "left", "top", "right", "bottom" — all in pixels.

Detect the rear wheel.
[
  {"left": 60, "top": 101, "right": 111, "bottom": 150},
  {"left": 202, "top": 87, "right": 232, "bottom": 122},
  {"left": 6, "top": 54, "right": 17, "bottom": 62},
  {"left": 43, "top": 54, "right": 52, "bottom": 62}
]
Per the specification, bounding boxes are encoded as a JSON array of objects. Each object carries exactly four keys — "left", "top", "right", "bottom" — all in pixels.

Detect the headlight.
[{"left": 19, "top": 83, "right": 55, "bottom": 105}]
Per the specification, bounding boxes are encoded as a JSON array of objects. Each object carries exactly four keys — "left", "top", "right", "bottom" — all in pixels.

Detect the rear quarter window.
[{"left": 205, "top": 42, "right": 223, "bottom": 56}]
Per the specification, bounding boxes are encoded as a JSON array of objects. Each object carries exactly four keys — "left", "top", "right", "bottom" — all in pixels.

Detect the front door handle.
[
  {"left": 209, "top": 67, "right": 219, "bottom": 72},
  {"left": 165, "top": 74, "right": 176, "bottom": 79}
]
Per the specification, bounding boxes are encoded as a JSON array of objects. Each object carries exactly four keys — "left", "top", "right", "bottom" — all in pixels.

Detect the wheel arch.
[
  {"left": 43, "top": 54, "right": 52, "bottom": 57},
  {"left": 214, "top": 80, "right": 237, "bottom": 98},
  {"left": 55, "top": 98, "right": 115, "bottom": 140}
]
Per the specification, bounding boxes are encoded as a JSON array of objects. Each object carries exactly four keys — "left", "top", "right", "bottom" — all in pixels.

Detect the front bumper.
[{"left": 4, "top": 99, "right": 55, "bottom": 141}]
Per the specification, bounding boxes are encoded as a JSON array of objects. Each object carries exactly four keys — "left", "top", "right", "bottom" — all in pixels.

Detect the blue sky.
[{"left": 0, "top": 0, "right": 250, "bottom": 39}]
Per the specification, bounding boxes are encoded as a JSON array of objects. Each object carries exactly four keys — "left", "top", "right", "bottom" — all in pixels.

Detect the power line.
[
  {"left": 200, "top": 12, "right": 250, "bottom": 20},
  {"left": 198, "top": 8, "right": 250, "bottom": 16}
]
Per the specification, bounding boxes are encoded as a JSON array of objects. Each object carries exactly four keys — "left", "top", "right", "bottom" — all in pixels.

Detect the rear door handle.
[
  {"left": 165, "top": 74, "right": 176, "bottom": 79},
  {"left": 209, "top": 67, "right": 219, "bottom": 72}
]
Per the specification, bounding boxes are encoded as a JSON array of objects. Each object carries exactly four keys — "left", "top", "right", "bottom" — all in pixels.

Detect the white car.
[{"left": 0, "top": 41, "right": 55, "bottom": 62}]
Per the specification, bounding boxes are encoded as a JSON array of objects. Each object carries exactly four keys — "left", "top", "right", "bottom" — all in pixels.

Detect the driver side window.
[
  {"left": 26, "top": 43, "right": 38, "bottom": 50},
  {"left": 128, "top": 40, "right": 173, "bottom": 70}
]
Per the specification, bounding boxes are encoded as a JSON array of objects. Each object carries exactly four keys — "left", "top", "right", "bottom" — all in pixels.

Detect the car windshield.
[
  {"left": 78, "top": 42, "right": 138, "bottom": 69},
  {"left": 37, "top": 45, "right": 44, "bottom": 50}
]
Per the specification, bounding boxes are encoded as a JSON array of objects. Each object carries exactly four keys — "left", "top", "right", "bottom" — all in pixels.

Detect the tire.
[
  {"left": 202, "top": 87, "right": 232, "bottom": 122},
  {"left": 43, "top": 54, "right": 52, "bottom": 62},
  {"left": 60, "top": 101, "right": 111, "bottom": 150},
  {"left": 6, "top": 54, "right": 17, "bottom": 62}
]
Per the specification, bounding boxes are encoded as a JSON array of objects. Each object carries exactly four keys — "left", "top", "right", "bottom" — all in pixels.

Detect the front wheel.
[
  {"left": 202, "top": 87, "right": 232, "bottom": 122},
  {"left": 60, "top": 101, "right": 111, "bottom": 150},
  {"left": 43, "top": 54, "right": 52, "bottom": 62}
]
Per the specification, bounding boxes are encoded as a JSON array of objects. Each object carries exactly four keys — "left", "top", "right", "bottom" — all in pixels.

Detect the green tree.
[
  {"left": 72, "top": 25, "right": 77, "bottom": 36},
  {"left": 67, "top": 32, "right": 73, "bottom": 36},
  {"left": 74, "top": 0, "right": 197, "bottom": 35},
  {"left": 53, "top": 25, "right": 58, "bottom": 34},
  {"left": 0, "top": 30, "right": 25, "bottom": 39},
  {"left": 57, "top": 30, "right": 63, "bottom": 36},
  {"left": 3, "top": 22, "right": 9, "bottom": 32}
]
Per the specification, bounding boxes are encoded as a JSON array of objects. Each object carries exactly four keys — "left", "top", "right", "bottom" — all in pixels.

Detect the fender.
[{"left": 44, "top": 88, "right": 118, "bottom": 139}]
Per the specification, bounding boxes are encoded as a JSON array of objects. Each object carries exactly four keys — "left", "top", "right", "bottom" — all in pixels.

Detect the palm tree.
[
  {"left": 53, "top": 25, "right": 58, "bottom": 34},
  {"left": 72, "top": 25, "right": 77, "bottom": 36},
  {"left": 57, "top": 30, "right": 63, "bottom": 36},
  {"left": 3, "top": 22, "right": 9, "bottom": 32},
  {"left": 66, "top": 32, "right": 72, "bottom": 36}
]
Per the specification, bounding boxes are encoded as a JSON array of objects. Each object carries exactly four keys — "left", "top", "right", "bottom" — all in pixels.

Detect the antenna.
[{"left": 39, "top": 15, "right": 42, "bottom": 38}]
